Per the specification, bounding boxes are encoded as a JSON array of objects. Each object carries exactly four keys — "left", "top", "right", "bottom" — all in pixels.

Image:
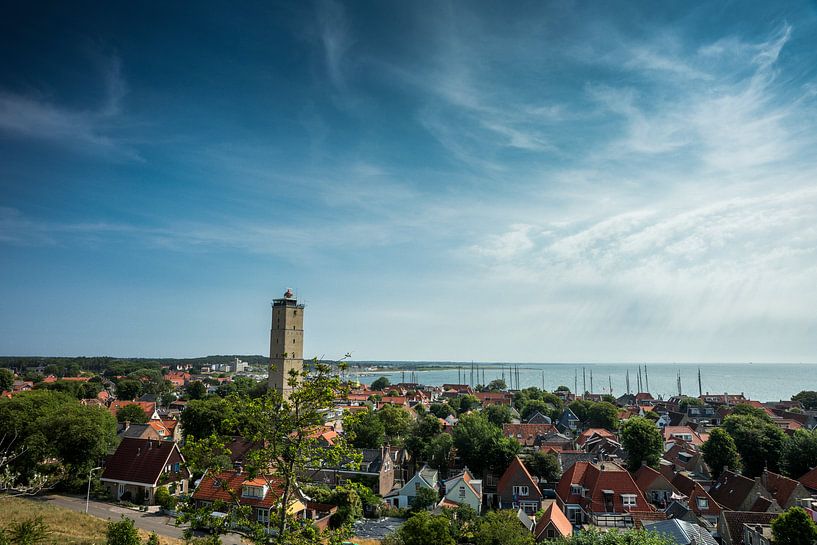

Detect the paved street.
[{"left": 41, "top": 495, "right": 245, "bottom": 544}]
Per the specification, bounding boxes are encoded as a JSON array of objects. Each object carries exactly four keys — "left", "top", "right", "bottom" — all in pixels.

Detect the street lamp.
[{"left": 86, "top": 466, "right": 102, "bottom": 514}]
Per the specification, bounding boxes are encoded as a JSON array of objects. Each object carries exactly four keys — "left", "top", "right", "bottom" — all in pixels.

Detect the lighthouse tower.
[{"left": 268, "top": 289, "right": 304, "bottom": 397}]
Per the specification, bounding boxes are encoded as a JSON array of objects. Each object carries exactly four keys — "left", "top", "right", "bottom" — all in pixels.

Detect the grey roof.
[
  {"left": 516, "top": 508, "right": 536, "bottom": 532},
  {"left": 526, "top": 412, "right": 553, "bottom": 425},
  {"left": 644, "top": 519, "right": 718, "bottom": 545}
]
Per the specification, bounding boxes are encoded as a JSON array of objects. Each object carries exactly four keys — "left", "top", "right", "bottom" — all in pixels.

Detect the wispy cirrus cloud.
[{"left": 0, "top": 55, "right": 137, "bottom": 159}]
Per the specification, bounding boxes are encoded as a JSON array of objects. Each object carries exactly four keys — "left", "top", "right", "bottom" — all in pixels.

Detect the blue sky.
[{"left": 2, "top": 1, "right": 817, "bottom": 362}]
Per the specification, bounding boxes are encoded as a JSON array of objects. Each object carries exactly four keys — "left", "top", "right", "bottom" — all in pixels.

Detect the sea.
[{"left": 345, "top": 362, "right": 817, "bottom": 403}]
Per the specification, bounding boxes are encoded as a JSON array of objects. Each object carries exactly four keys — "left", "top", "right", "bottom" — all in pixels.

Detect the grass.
[
  {"left": 352, "top": 539, "right": 382, "bottom": 545},
  {"left": 0, "top": 495, "right": 184, "bottom": 545}
]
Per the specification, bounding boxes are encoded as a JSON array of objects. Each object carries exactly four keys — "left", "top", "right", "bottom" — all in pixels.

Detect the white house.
[
  {"left": 384, "top": 465, "right": 438, "bottom": 509},
  {"left": 439, "top": 468, "right": 482, "bottom": 513}
]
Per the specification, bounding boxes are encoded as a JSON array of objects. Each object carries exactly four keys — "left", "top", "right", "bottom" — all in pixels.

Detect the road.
[{"left": 41, "top": 494, "right": 245, "bottom": 544}]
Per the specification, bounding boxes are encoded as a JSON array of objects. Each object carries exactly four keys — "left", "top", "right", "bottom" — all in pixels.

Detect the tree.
[
  {"left": 486, "top": 379, "right": 507, "bottom": 391},
  {"left": 179, "top": 397, "right": 237, "bottom": 439},
  {"left": 343, "top": 409, "right": 385, "bottom": 449},
  {"left": 527, "top": 450, "right": 561, "bottom": 482},
  {"left": 678, "top": 397, "right": 704, "bottom": 412},
  {"left": 792, "top": 391, "right": 817, "bottom": 411},
  {"left": 730, "top": 403, "right": 771, "bottom": 421},
  {"left": 771, "top": 506, "right": 817, "bottom": 545},
  {"left": 701, "top": 428, "right": 740, "bottom": 478},
  {"left": 106, "top": 517, "right": 140, "bottom": 545},
  {"left": 555, "top": 385, "right": 570, "bottom": 393},
  {"left": 722, "top": 414, "right": 787, "bottom": 476},
  {"left": 453, "top": 413, "right": 519, "bottom": 476},
  {"left": 474, "top": 510, "right": 534, "bottom": 545},
  {"left": 404, "top": 414, "right": 443, "bottom": 461},
  {"left": 411, "top": 486, "right": 439, "bottom": 511},
  {"left": 587, "top": 402, "right": 619, "bottom": 430},
  {"left": 186, "top": 381, "right": 207, "bottom": 400},
  {"left": 456, "top": 394, "right": 480, "bottom": 414},
  {"left": 116, "top": 404, "right": 148, "bottom": 424},
  {"left": 557, "top": 529, "right": 673, "bottom": 544},
  {"left": 427, "top": 433, "right": 453, "bottom": 472},
  {"left": 429, "top": 403, "right": 454, "bottom": 419},
  {"left": 178, "top": 359, "right": 358, "bottom": 545},
  {"left": 155, "top": 486, "right": 177, "bottom": 511},
  {"left": 146, "top": 533, "right": 161, "bottom": 545},
  {"left": 568, "top": 400, "right": 594, "bottom": 422},
  {"left": 7, "top": 516, "right": 50, "bottom": 545},
  {"left": 370, "top": 377, "right": 390, "bottom": 391},
  {"left": 781, "top": 429, "right": 817, "bottom": 479},
  {"left": 0, "top": 368, "right": 13, "bottom": 392},
  {"left": 620, "top": 417, "right": 663, "bottom": 471},
  {"left": 115, "top": 379, "right": 142, "bottom": 401},
  {"left": 383, "top": 512, "right": 455, "bottom": 545},
  {"left": 377, "top": 404, "right": 413, "bottom": 444},
  {"left": 485, "top": 404, "right": 513, "bottom": 427},
  {"left": 520, "top": 400, "right": 553, "bottom": 421}
]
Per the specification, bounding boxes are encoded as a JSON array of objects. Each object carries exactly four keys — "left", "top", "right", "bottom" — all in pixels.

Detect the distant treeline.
[{"left": 0, "top": 355, "right": 268, "bottom": 376}]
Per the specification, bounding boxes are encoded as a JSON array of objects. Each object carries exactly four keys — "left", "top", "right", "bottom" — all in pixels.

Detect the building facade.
[{"left": 268, "top": 289, "right": 304, "bottom": 396}]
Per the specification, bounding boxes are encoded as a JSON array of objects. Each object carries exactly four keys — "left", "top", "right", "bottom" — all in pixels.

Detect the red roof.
[
  {"left": 576, "top": 428, "right": 617, "bottom": 447},
  {"left": 799, "top": 466, "right": 817, "bottom": 491},
  {"left": 761, "top": 470, "right": 801, "bottom": 507},
  {"left": 101, "top": 438, "right": 187, "bottom": 485},
  {"left": 109, "top": 401, "right": 156, "bottom": 419},
  {"left": 503, "top": 423, "right": 558, "bottom": 446},
  {"left": 534, "top": 502, "right": 573, "bottom": 538},
  {"left": 556, "top": 461, "right": 653, "bottom": 514},
  {"left": 497, "top": 456, "right": 542, "bottom": 501},
  {"left": 193, "top": 470, "right": 286, "bottom": 509}
]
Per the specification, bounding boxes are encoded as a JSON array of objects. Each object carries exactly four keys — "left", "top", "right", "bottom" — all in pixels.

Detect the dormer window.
[
  {"left": 697, "top": 497, "right": 709, "bottom": 510},
  {"left": 242, "top": 485, "right": 266, "bottom": 499},
  {"left": 571, "top": 485, "right": 583, "bottom": 496},
  {"left": 622, "top": 494, "right": 636, "bottom": 508}
]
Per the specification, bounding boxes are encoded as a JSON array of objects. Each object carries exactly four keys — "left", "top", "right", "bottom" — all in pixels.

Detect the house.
[
  {"left": 662, "top": 443, "right": 710, "bottom": 477},
  {"left": 310, "top": 446, "right": 397, "bottom": 495},
  {"left": 497, "top": 456, "right": 543, "bottom": 514},
  {"left": 556, "top": 461, "right": 653, "bottom": 526},
  {"left": 526, "top": 412, "right": 553, "bottom": 425},
  {"left": 699, "top": 393, "right": 747, "bottom": 407},
  {"left": 576, "top": 428, "right": 617, "bottom": 449},
  {"left": 708, "top": 470, "right": 779, "bottom": 513},
  {"left": 109, "top": 400, "right": 159, "bottom": 421},
  {"left": 384, "top": 465, "right": 438, "bottom": 509},
  {"left": 476, "top": 391, "right": 514, "bottom": 406},
  {"left": 757, "top": 469, "right": 811, "bottom": 509},
  {"left": 100, "top": 438, "right": 189, "bottom": 504},
  {"left": 634, "top": 465, "right": 679, "bottom": 507},
  {"left": 663, "top": 426, "right": 706, "bottom": 447},
  {"left": 556, "top": 408, "right": 580, "bottom": 433},
  {"left": 503, "top": 423, "right": 558, "bottom": 447},
  {"left": 743, "top": 523, "right": 772, "bottom": 545},
  {"left": 121, "top": 422, "right": 168, "bottom": 441},
  {"left": 642, "top": 519, "right": 717, "bottom": 545},
  {"left": 439, "top": 468, "right": 482, "bottom": 513},
  {"left": 798, "top": 466, "right": 817, "bottom": 493},
  {"left": 193, "top": 470, "right": 308, "bottom": 527},
  {"left": 686, "top": 406, "right": 718, "bottom": 426},
  {"left": 534, "top": 501, "right": 573, "bottom": 541},
  {"left": 717, "top": 511, "right": 778, "bottom": 545}
]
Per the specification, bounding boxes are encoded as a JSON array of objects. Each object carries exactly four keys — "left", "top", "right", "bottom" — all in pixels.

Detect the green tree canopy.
[
  {"left": 404, "top": 413, "right": 443, "bottom": 461},
  {"left": 568, "top": 399, "right": 594, "bottom": 422},
  {"left": 186, "top": 380, "right": 207, "bottom": 400},
  {"left": 701, "top": 427, "right": 740, "bottom": 478},
  {"left": 429, "top": 403, "right": 455, "bottom": 419},
  {"left": 383, "top": 511, "right": 455, "bottom": 545},
  {"left": 486, "top": 379, "right": 507, "bottom": 391},
  {"left": 722, "top": 414, "right": 787, "bottom": 476},
  {"left": 587, "top": 402, "right": 620, "bottom": 430},
  {"left": 678, "top": 397, "right": 704, "bottom": 412},
  {"left": 0, "top": 368, "right": 14, "bottom": 392},
  {"left": 526, "top": 450, "right": 561, "bottom": 482},
  {"left": 179, "top": 397, "right": 238, "bottom": 440},
  {"left": 343, "top": 409, "right": 385, "bottom": 449},
  {"left": 377, "top": 404, "right": 413, "bottom": 444},
  {"left": 781, "top": 429, "right": 817, "bottom": 479},
  {"left": 427, "top": 433, "right": 454, "bottom": 472},
  {"left": 114, "top": 379, "right": 142, "bottom": 401},
  {"left": 792, "top": 390, "right": 817, "bottom": 411},
  {"left": 453, "top": 413, "right": 519, "bottom": 476},
  {"left": 370, "top": 377, "right": 391, "bottom": 391},
  {"left": 485, "top": 404, "right": 514, "bottom": 427},
  {"left": 116, "top": 403, "right": 148, "bottom": 424},
  {"left": 411, "top": 486, "right": 439, "bottom": 512},
  {"left": 619, "top": 417, "right": 663, "bottom": 471},
  {"left": 771, "top": 506, "right": 817, "bottom": 545},
  {"left": 730, "top": 403, "right": 772, "bottom": 421},
  {"left": 557, "top": 529, "right": 673, "bottom": 544},
  {"left": 474, "top": 510, "right": 534, "bottom": 545},
  {"left": 106, "top": 517, "right": 140, "bottom": 545}
]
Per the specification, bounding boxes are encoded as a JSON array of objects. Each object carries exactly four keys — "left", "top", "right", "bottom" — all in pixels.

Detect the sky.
[{"left": 1, "top": 1, "right": 817, "bottom": 363}]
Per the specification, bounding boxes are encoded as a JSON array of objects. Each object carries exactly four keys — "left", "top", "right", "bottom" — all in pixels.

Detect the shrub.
[
  {"left": 106, "top": 517, "right": 140, "bottom": 545},
  {"left": 7, "top": 516, "right": 50, "bottom": 545},
  {"left": 155, "top": 487, "right": 177, "bottom": 511}
]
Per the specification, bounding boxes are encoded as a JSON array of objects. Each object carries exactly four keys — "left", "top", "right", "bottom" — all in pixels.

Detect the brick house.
[
  {"left": 100, "top": 438, "right": 188, "bottom": 504},
  {"left": 497, "top": 456, "right": 543, "bottom": 514}
]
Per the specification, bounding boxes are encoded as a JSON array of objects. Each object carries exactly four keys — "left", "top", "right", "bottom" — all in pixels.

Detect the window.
[
  {"left": 242, "top": 486, "right": 265, "bottom": 499},
  {"left": 512, "top": 485, "right": 529, "bottom": 496},
  {"left": 257, "top": 509, "right": 269, "bottom": 523},
  {"left": 622, "top": 494, "right": 637, "bottom": 508},
  {"left": 697, "top": 497, "right": 709, "bottom": 510},
  {"left": 571, "top": 485, "right": 583, "bottom": 496},
  {"left": 458, "top": 486, "right": 466, "bottom": 498}
]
